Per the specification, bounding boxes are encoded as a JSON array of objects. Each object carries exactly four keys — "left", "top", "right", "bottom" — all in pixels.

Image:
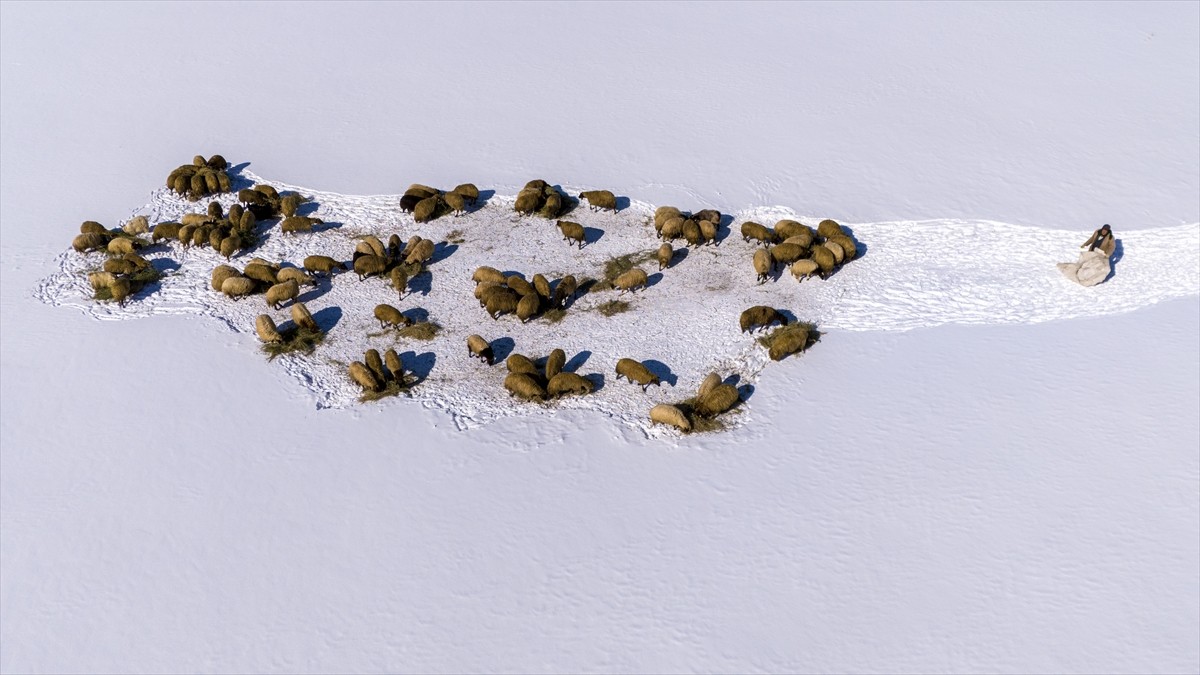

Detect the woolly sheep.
[
  {"left": 781, "top": 235, "right": 812, "bottom": 248},
  {"left": 539, "top": 192, "right": 563, "bottom": 219},
  {"left": 694, "top": 383, "right": 739, "bottom": 418},
  {"left": 413, "top": 196, "right": 439, "bottom": 223},
  {"left": 384, "top": 349, "right": 404, "bottom": 382},
  {"left": 698, "top": 219, "right": 718, "bottom": 245},
  {"left": 775, "top": 220, "right": 812, "bottom": 241},
  {"left": 739, "top": 305, "right": 787, "bottom": 333},
  {"left": 817, "top": 219, "right": 844, "bottom": 240},
  {"left": 790, "top": 259, "right": 820, "bottom": 282},
  {"left": 404, "top": 238, "right": 435, "bottom": 266},
  {"left": 243, "top": 263, "right": 278, "bottom": 286},
  {"left": 72, "top": 233, "right": 108, "bottom": 252},
  {"left": 475, "top": 281, "right": 504, "bottom": 305},
  {"left": 517, "top": 293, "right": 540, "bottom": 323},
  {"left": 238, "top": 211, "right": 257, "bottom": 232},
  {"left": 506, "top": 354, "right": 539, "bottom": 376},
  {"left": 406, "top": 184, "right": 439, "bottom": 199},
  {"left": 768, "top": 325, "right": 811, "bottom": 361},
  {"left": 349, "top": 361, "right": 382, "bottom": 392},
  {"left": 219, "top": 234, "right": 241, "bottom": 260},
  {"left": 506, "top": 274, "right": 535, "bottom": 297},
  {"left": 828, "top": 234, "right": 857, "bottom": 261},
  {"left": 280, "top": 216, "right": 319, "bottom": 234},
  {"left": 615, "top": 358, "right": 660, "bottom": 391},
  {"left": 103, "top": 258, "right": 138, "bottom": 275},
  {"left": 466, "top": 334, "right": 494, "bottom": 365},
  {"left": 389, "top": 266, "right": 409, "bottom": 299},
  {"left": 697, "top": 372, "right": 722, "bottom": 399},
  {"left": 579, "top": 189, "right": 617, "bottom": 212},
  {"left": 557, "top": 220, "right": 585, "bottom": 248},
  {"left": 265, "top": 279, "right": 299, "bottom": 309},
  {"left": 693, "top": 209, "right": 721, "bottom": 225},
  {"left": 208, "top": 227, "right": 225, "bottom": 250},
  {"left": 365, "top": 349, "right": 387, "bottom": 384},
  {"left": 108, "top": 277, "right": 132, "bottom": 306},
  {"left": 452, "top": 183, "right": 480, "bottom": 204},
  {"left": 504, "top": 372, "right": 547, "bottom": 402},
  {"left": 207, "top": 201, "right": 223, "bottom": 219},
  {"left": 486, "top": 290, "right": 520, "bottom": 319},
  {"left": 190, "top": 226, "right": 208, "bottom": 248},
  {"left": 770, "top": 243, "right": 806, "bottom": 268},
  {"left": 211, "top": 265, "right": 241, "bottom": 291},
  {"left": 374, "top": 303, "right": 412, "bottom": 329},
  {"left": 657, "top": 243, "right": 673, "bottom": 271},
  {"left": 654, "top": 206, "right": 682, "bottom": 230},
  {"left": 525, "top": 179, "right": 549, "bottom": 191},
  {"left": 398, "top": 194, "right": 421, "bottom": 213},
  {"left": 88, "top": 271, "right": 116, "bottom": 291},
  {"left": 123, "top": 253, "right": 151, "bottom": 269},
  {"left": 354, "top": 254, "right": 388, "bottom": 281},
  {"left": 810, "top": 245, "right": 835, "bottom": 278},
  {"left": 649, "top": 404, "right": 691, "bottom": 432},
  {"left": 443, "top": 191, "right": 466, "bottom": 216},
  {"left": 682, "top": 219, "right": 702, "bottom": 246},
  {"left": 281, "top": 194, "right": 300, "bottom": 218},
  {"left": 221, "top": 275, "right": 257, "bottom": 299},
  {"left": 80, "top": 221, "right": 107, "bottom": 235},
  {"left": 660, "top": 216, "right": 684, "bottom": 240},
  {"left": 123, "top": 216, "right": 149, "bottom": 236},
  {"left": 228, "top": 203, "right": 244, "bottom": 223},
  {"left": 741, "top": 221, "right": 776, "bottom": 245},
  {"left": 152, "top": 222, "right": 181, "bottom": 242},
  {"left": 514, "top": 188, "right": 540, "bottom": 214},
  {"left": 291, "top": 302, "right": 318, "bottom": 332},
  {"left": 181, "top": 213, "right": 214, "bottom": 227},
  {"left": 545, "top": 348, "right": 566, "bottom": 380},
  {"left": 361, "top": 235, "right": 387, "bottom": 259},
  {"left": 303, "top": 255, "right": 344, "bottom": 275},
  {"left": 613, "top": 267, "right": 649, "bottom": 295},
  {"left": 176, "top": 224, "right": 196, "bottom": 247},
  {"left": 823, "top": 237, "right": 846, "bottom": 264},
  {"left": 753, "top": 248, "right": 773, "bottom": 284},
  {"left": 548, "top": 372, "right": 594, "bottom": 398},
  {"left": 387, "top": 234, "right": 403, "bottom": 258},
  {"left": 277, "top": 267, "right": 314, "bottom": 287},
  {"left": 256, "top": 314, "right": 283, "bottom": 343},
  {"left": 473, "top": 266, "right": 507, "bottom": 285},
  {"left": 480, "top": 284, "right": 517, "bottom": 309},
  {"left": 552, "top": 274, "right": 578, "bottom": 309},
  {"left": 532, "top": 273, "right": 552, "bottom": 300}
]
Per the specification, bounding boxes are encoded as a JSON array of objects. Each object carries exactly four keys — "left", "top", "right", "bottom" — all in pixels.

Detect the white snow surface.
[{"left": 3, "top": 2, "right": 1199, "bottom": 673}]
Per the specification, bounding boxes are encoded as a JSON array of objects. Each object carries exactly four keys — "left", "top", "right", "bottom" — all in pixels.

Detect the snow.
[{"left": 3, "top": 2, "right": 1198, "bottom": 673}]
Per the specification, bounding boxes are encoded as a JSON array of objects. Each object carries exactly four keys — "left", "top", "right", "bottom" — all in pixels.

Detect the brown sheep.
[
  {"left": 389, "top": 266, "right": 409, "bottom": 299},
  {"left": 480, "top": 284, "right": 517, "bottom": 309},
  {"left": 739, "top": 305, "right": 787, "bottom": 333},
  {"left": 108, "top": 277, "right": 132, "bottom": 306},
  {"left": 682, "top": 219, "right": 703, "bottom": 246},
  {"left": 152, "top": 222, "right": 182, "bottom": 242},
  {"left": 221, "top": 276, "right": 257, "bottom": 299},
  {"left": 514, "top": 188, "right": 541, "bottom": 214},
  {"left": 506, "top": 274, "right": 535, "bottom": 297},
  {"left": 277, "top": 267, "right": 314, "bottom": 287},
  {"left": 694, "top": 384, "right": 740, "bottom": 418},
  {"left": 775, "top": 220, "right": 813, "bottom": 241},
  {"left": 649, "top": 404, "right": 691, "bottom": 432},
  {"left": 697, "top": 372, "right": 722, "bottom": 399},
  {"left": 291, "top": 302, "right": 318, "bottom": 332},
  {"left": 753, "top": 248, "right": 773, "bottom": 284},
  {"left": 613, "top": 267, "right": 649, "bottom": 295},
  {"left": 361, "top": 235, "right": 387, "bottom": 259},
  {"left": 660, "top": 216, "right": 685, "bottom": 240},
  {"left": 263, "top": 278, "right": 298, "bottom": 309},
  {"left": 657, "top": 243, "right": 673, "bottom": 270},
  {"left": 817, "top": 219, "right": 845, "bottom": 240},
  {"left": 698, "top": 219, "right": 718, "bottom": 245},
  {"left": 828, "top": 234, "right": 857, "bottom": 261},
  {"left": 615, "top": 358, "right": 660, "bottom": 391},
  {"left": 524, "top": 179, "right": 549, "bottom": 191},
  {"left": 475, "top": 281, "right": 505, "bottom": 305},
  {"left": 557, "top": 220, "right": 586, "bottom": 248},
  {"left": 654, "top": 206, "right": 682, "bottom": 230},
  {"left": 790, "top": 259, "right": 820, "bottom": 282},
  {"left": 466, "top": 334, "right": 494, "bottom": 365},
  {"left": 473, "top": 266, "right": 508, "bottom": 285},
  {"left": 103, "top": 258, "right": 138, "bottom": 276},
  {"left": 303, "top": 255, "right": 344, "bottom": 275},
  {"left": 413, "top": 196, "right": 440, "bottom": 223},
  {"left": 72, "top": 233, "right": 108, "bottom": 252},
  {"left": 80, "top": 221, "right": 107, "bottom": 235},
  {"left": 517, "top": 293, "right": 541, "bottom": 322},
  {"left": 452, "top": 183, "right": 480, "bottom": 204},
  {"left": 545, "top": 348, "right": 566, "bottom": 380},
  {"left": 741, "top": 221, "right": 775, "bottom": 245},
  {"left": 349, "top": 361, "right": 382, "bottom": 392},
  {"left": 693, "top": 209, "right": 721, "bottom": 225},
  {"left": 504, "top": 372, "right": 547, "bottom": 402},
  {"left": 538, "top": 192, "right": 563, "bottom": 219},
  {"left": 552, "top": 274, "right": 577, "bottom": 309},
  {"left": 823, "top": 238, "right": 846, "bottom": 264},
  {"left": 404, "top": 238, "right": 435, "bottom": 266},
  {"left": 810, "top": 245, "right": 836, "bottom": 278},
  {"left": 365, "top": 349, "right": 388, "bottom": 384},
  {"left": 281, "top": 216, "right": 322, "bottom": 234},
  {"left": 281, "top": 194, "right": 300, "bottom": 218},
  {"left": 256, "top": 314, "right": 283, "bottom": 343},
  {"left": 783, "top": 229, "right": 814, "bottom": 249},
  {"left": 207, "top": 201, "right": 224, "bottom": 219},
  {"left": 384, "top": 349, "right": 404, "bottom": 382},
  {"left": 211, "top": 265, "right": 241, "bottom": 291},
  {"left": 443, "top": 191, "right": 466, "bottom": 216},
  {"left": 219, "top": 234, "right": 242, "bottom": 259},
  {"left": 387, "top": 234, "right": 404, "bottom": 259},
  {"left": 354, "top": 255, "right": 388, "bottom": 281},
  {"left": 88, "top": 271, "right": 116, "bottom": 291},
  {"left": 243, "top": 263, "right": 278, "bottom": 286},
  {"left": 548, "top": 372, "right": 594, "bottom": 398},
  {"left": 769, "top": 325, "right": 812, "bottom": 361},
  {"left": 579, "top": 190, "right": 617, "bottom": 212},
  {"left": 770, "top": 243, "right": 806, "bottom": 268},
  {"left": 506, "top": 353, "right": 540, "bottom": 376},
  {"left": 532, "top": 273, "right": 552, "bottom": 300},
  {"left": 486, "top": 290, "right": 520, "bottom": 319},
  {"left": 374, "top": 304, "right": 412, "bottom": 329}
]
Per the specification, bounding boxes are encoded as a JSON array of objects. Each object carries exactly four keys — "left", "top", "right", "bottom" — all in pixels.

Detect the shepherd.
[
  {"left": 1059, "top": 223, "right": 1116, "bottom": 286},
  {"left": 1081, "top": 224, "right": 1115, "bottom": 256}
]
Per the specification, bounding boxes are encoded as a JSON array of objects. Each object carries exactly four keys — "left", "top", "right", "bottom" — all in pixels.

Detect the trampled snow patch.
[{"left": 35, "top": 172, "right": 1200, "bottom": 434}]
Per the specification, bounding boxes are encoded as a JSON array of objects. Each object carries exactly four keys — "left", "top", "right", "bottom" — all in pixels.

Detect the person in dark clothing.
[{"left": 1081, "top": 224, "right": 1114, "bottom": 254}]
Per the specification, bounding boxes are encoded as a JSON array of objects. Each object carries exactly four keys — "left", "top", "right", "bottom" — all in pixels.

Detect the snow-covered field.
[{"left": 3, "top": 2, "right": 1198, "bottom": 673}]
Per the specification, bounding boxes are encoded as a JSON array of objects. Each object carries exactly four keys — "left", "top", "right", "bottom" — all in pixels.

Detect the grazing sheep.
[
  {"left": 349, "top": 361, "right": 383, "bottom": 392},
  {"left": 657, "top": 243, "right": 673, "bottom": 270},
  {"left": 190, "top": 226, "right": 208, "bottom": 248},
  {"left": 108, "top": 277, "right": 132, "bottom": 306},
  {"left": 579, "top": 189, "right": 617, "bottom": 212},
  {"left": 228, "top": 204, "right": 244, "bottom": 223},
  {"left": 817, "top": 219, "right": 845, "bottom": 240},
  {"left": 209, "top": 227, "right": 225, "bottom": 250},
  {"left": 473, "top": 266, "right": 507, "bottom": 285},
  {"left": 480, "top": 284, "right": 517, "bottom": 308},
  {"left": 775, "top": 220, "right": 813, "bottom": 242},
  {"left": 654, "top": 206, "right": 682, "bottom": 230},
  {"left": 539, "top": 192, "right": 563, "bottom": 219},
  {"left": 277, "top": 267, "right": 314, "bottom": 287},
  {"left": 698, "top": 219, "right": 718, "bottom": 245},
  {"left": 753, "top": 248, "right": 773, "bottom": 284},
  {"left": 103, "top": 258, "right": 138, "bottom": 275},
  {"left": 243, "top": 263, "right": 278, "bottom": 286},
  {"left": 219, "top": 234, "right": 241, "bottom": 259},
  {"left": 770, "top": 242, "right": 806, "bottom": 268},
  {"left": 660, "top": 216, "right": 684, "bottom": 240},
  {"left": 781, "top": 235, "right": 812, "bottom": 249},
  {"left": 384, "top": 349, "right": 404, "bottom": 381},
  {"left": 532, "top": 273, "right": 551, "bottom": 300},
  {"left": 72, "top": 233, "right": 108, "bottom": 252},
  {"left": 486, "top": 290, "right": 520, "bottom": 319},
  {"left": 695, "top": 384, "right": 740, "bottom": 418},
  {"left": 181, "top": 213, "right": 214, "bottom": 227},
  {"left": 506, "top": 353, "right": 540, "bottom": 376},
  {"left": 405, "top": 184, "right": 439, "bottom": 199},
  {"left": 504, "top": 372, "right": 547, "bottom": 402},
  {"left": 517, "top": 292, "right": 540, "bottom": 322},
  {"left": 123, "top": 216, "right": 149, "bottom": 236},
  {"left": 769, "top": 325, "right": 811, "bottom": 361},
  {"left": 823, "top": 237, "right": 846, "bottom": 264},
  {"left": 249, "top": 258, "right": 279, "bottom": 269},
  {"left": 413, "top": 196, "right": 439, "bottom": 223},
  {"left": 206, "top": 155, "right": 228, "bottom": 170},
  {"left": 545, "top": 348, "right": 566, "bottom": 380},
  {"left": 303, "top": 255, "right": 344, "bottom": 275},
  {"left": 152, "top": 222, "right": 181, "bottom": 242},
  {"left": 365, "top": 349, "right": 388, "bottom": 384},
  {"left": 387, "top": 234, "right": 403, "bottom": 258},
  {"left": 466, "top": 334, "right": 494, "bottom": 365},
  {"left": 682, "top": 219, "right": 702, "bottom": 246},
  {"left": 88, "top": 271, "right": 116, "bottom": 291},
  {"left": 739, "top": 305, "right": 787, "bottom": 333},
  {"left": 693, "top": 209, "right": 721, "bottom": 225},
  {"left": 389, "top": 266, "right": 409, "bottom": 299},
  {"left": 514, "top": 188, "right": 541, "bottom": 214},
  {"left": 613, "top": 267, "right": 649, "bottom": 295},
  {"left": 280, "top": 216, "right": 321, "bottom": 234},
  {"left": 828, "top": 234, "right": 857, "bottom": 261},
  {"left": 741, "top": 221, "right": 776, "bottom": 245},
  {"left": 552, "top": 274, "right": 577, "bottom": 308},
  {"left": 649, "top": 404, "right": 691, "bottom": 432},
  {"left": 238, "top": 211, "right": 257, "bottom": 232},
  {"left": 80, "top": 221, "right": 107, "bottom": 235},
  {"left": 123, "top": 252, "right": 151, "bottom": 269},
  {"left": 443, "top": 191, "right": 466, "bottom": 216},
  {"left": 810, "top": 245, "right": 836, "bottom": 278},
  {"left": 398, "top": 194, "right": 421, "bottom": 213},
  {"left": 281, "top": 194, "right": 300, "bottom": 218},
  {"left": 790, "top": 259, "right": 820, "bottom": 282},
  {"left": 291, "top": 302, "right": 319, "bottom": 331},
  {"left": 238, "top": 188, "right": 268, "bottom": 206},
  {"left": 697, "top": 372, "right": 722, "bottom": 399},
  {"left": 615, "top": 358, "right": 660, "bottom": 391},
  {"left": 354, "top": 254, "right": 388, "bottom": 281},
  {"left": 452, "top": 183, "right": 480, "bottom": 204},
  {"left": 361, "top": 235, "right": 387, "bottom": 259},
  {"left": 548, "top": 372, "right": 594, "bottom": 397},
  {"left": 506, "top": 274, "right": 535, "bottom": 297},
  {"left": 404, "top": 238, "right": 435, "bottom": 266},
  {"left": 475, "top": 281, "right": 504, "bottom": 305},
  {"left": 374, "top": 303, "right": 412, "bottom": 329},
  {"left": 211, "top": 265, "right": 241, "bottom": 291},
  {"left": 207, "top": 201, "right": 223, "bottom": 219},
  {"left": 265, "top": 280, "right": 299, "bottom": 309},
  {"left": 221, "top": 275, "right": 257, "bottom": 299},
  {"left": 256, "top": 314, "right": 283, "bottom": 343}
]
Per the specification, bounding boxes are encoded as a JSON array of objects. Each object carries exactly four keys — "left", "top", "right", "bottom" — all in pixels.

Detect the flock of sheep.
[{"left": 68, "top": 156, "right": 853, "bottom": 433}]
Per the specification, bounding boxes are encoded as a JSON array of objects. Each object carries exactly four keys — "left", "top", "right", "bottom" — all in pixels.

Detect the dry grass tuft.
[
  {"left": 262, "top": 327, "right": 325, "bottom": 360},
  {"left": 596, "top": 300, "right": 630, "bottom": 317},
  {"left": 397, "top": 321, "right": 442, "bottom": 340},
  {"left": 541, "top": 307, "right": 567, "bottom": 323},
  {"left": 756, "top": 321, "right": 822, "bottom": 351},
  {"left": 669, "top": 398, "right": 728, "bottom": 434}
]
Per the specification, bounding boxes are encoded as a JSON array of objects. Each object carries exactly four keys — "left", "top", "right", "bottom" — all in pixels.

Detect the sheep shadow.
[
  {"left": 713, "top": 214, "right": 735, "bottom": 246},
  {"left": 295, "top": 199, "right": 321, "bottom": 217},
  {"left": 1107, "top": 239, "right": 1125, "bottom": 280},
  {"left": 468, "top": 190, "right": 495, "bottom": 212},
  {"left": 642, "top": 359, "right": 678, "bottom": 387},
  {"left": 226, "top": 163, "right": 255, "bottom": 192},
  {"left": 614, "top": 196, "right": 632, "bottom": 212},
  {"left": 490, "top": 336, "right": 516, "bottom": 363},
  {"left": 311, "top": 220, "right": 342, "bottom": 234},
  {"left": 407, "top": 269, "right": 433, "bottom": 296},
  {"left": 402, "top": 307, "right": 429, "bottom": 324},
  {"left": 776, "top": 310, "right": 801, "bottom": 326},
  {"left": 583, "top": 372, "right": 606, "bottom": 392},
  {"left": 400, "top": 351, "right": 437, "bottom": 384},
  {"left": 312, "top": 306, "right": 342, "bottom": 332},
  {"left": 564, "top": 350, "right": 592, "bottom": 373},
  {"left": 150, "top": 258, "right": 181, "bottom": 274},
  {"left": 430, "top": 242, "right": 458, "bottom": 264},
  {"left": 296, "top": 282, "right": 332, "bottom": 304},
  {"left": 553, "top": 188, "right": 581, "bottom": 217},
  {"left": 840, "top": 225, "right": 867, "bottom": 259},
  {"left": 663, "top": 247, "right": 689, "bottom": 270},
  {"left": 736, "top": 383, "right": 755, "bottom": 404},
  {"left": 643, "top": 272, "right": 664, "bottom": 290},
  {"left": 582, "top": 227, "right": 605, "bottom": 247},
  {"left": 572, "top": 278, "right": 599, "bottom": 302}
]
